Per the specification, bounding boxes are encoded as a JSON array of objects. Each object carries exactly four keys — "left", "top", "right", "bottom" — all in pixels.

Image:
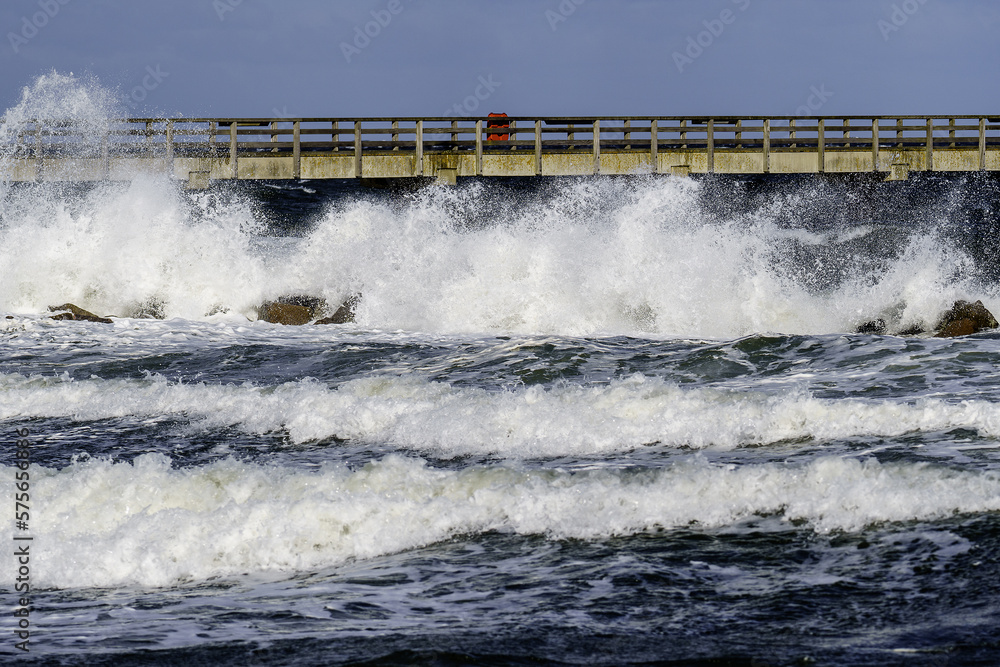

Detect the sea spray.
[
  {"left": 0, "top": 178, "right": 272, "bottom": 318},
  {"left": 2, "top": 73, "right": 998, "bottom": 336},
  {"left": 2, "top": 172, "right": 996, "bottom": 335}
]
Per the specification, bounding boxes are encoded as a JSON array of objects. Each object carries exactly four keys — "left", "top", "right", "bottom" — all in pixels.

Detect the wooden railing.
[{"left": 4, "top": 115, "right": 1000, "bottom": 171}]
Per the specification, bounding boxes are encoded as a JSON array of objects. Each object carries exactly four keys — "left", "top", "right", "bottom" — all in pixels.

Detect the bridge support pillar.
[
  {"left": 436, "top": 168, "right": 457, "bottom": 186},
  {"left": 186, "top": 171, "right": 210, "bottom": 189},
  {"left": 887, "top": 163, "right": 909, "bottom": 182}
]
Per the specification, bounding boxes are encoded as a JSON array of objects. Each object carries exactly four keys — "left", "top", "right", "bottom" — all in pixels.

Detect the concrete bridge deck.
[{"left": 2, "top": 116, "right": 999, "bottom": 186}]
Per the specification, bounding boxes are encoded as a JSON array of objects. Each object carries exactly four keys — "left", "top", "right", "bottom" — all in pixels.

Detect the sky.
[{"left": 1, "top": 0, "right": 998, "bottom": 119}]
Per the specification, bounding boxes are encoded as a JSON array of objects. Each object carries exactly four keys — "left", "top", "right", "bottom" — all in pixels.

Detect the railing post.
[
  {"left": 624, "top": 119, "right": 631, "bottom": 150},
  {"left": 926, "top": 117, "right": 934, "bottom": 171},
  {"left": 354, "top": 120, "right": 362, "bottom": 178},
  {"left": 230, "top": 121, "right": 238, "bottom": 179},
  {"left": 818, "top": 118, "right": 825, "bottom": 173},
  {"left": 166, "top": 120, "right": 174, "bottom": 163},
  {"left": 34, "top": 123, "right": 42, "bottom": 181},
  {"left": 270, "top": 120, "right": 278, "bottom": 152},
  {"left": 392, "top": 119, "right": 399, "bottom": 150},
  {"left": 209, "top": 120, "right": 217, "bottom": 155},
  {"left": 707, "top": 119, "right": 714, "bottom": 174},
  {"left": 650, "top": 119, "right": 657, "bottom": 173},
  {"left": 101, "top": 130, "right": 109, "bottom": 180},
  {"left": 593, "top": 119, "right": 600, "bottom": 174},
  {"left": 535, "top": 119, "right": 542, "bottom": 176},
  {"left": 331, "top": 120, "right": 338, "bottom": 152},
  {"left": 980, "top": 117, "right": 987, "bottom": 171},
  {"left": 872, "top": 118, "right": 879, "bottom": 172},
  {"left": 415, "top": 120, "right": 423, "bottom": 176},
  {"left": 763, "top": 118, "right": 770, "bottom": 173},
  {"left": 475, "top": 119, "right": 483, "bottom": 176},
  {"left": 293, "top": 120, "right": 301, "bottom": 179}
]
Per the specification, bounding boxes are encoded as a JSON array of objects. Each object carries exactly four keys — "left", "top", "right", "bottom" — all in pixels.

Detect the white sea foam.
[
  {"left": 5, "top": 372, "right": 1000, "bottom": 455},
  {"left": 2, "top": 74, "right": 994, "bottom": 337},
  {"left": 0, "top": 71, "right": 118, "bottom": 149},
  {"left": 294, "top": 178, "right": 994, "bottom": 337},
  {"left": 4, "top": 454, "right": 999, "bottom": 588},
  {"left": 0, "top": 178, "right": 277, "bottom": 319},
  {"left": 0, "top": 172, "right": 991, "bottom": 337}
]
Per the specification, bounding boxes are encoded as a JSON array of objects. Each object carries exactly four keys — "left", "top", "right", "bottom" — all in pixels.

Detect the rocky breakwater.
[{"left": 35, "top": 293, "right": 360, "bottom": 326}]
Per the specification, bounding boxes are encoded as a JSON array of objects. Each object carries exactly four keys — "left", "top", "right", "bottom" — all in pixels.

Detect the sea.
[{"left": 4, "top": 78, "right": 1000, "bottom": 666}]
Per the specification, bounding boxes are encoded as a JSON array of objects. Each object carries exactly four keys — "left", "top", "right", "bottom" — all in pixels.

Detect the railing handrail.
[
  {"left": 4, "top": 115, "right": 998, "bottom": 178},
  {"left": 5, "top": 114, "right": 1000, "bottom": 124}
]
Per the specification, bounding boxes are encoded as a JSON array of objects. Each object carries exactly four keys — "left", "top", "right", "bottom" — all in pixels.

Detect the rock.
[
  {"left": 48, "top": 303, "right": 113, "bottom": 324},
  {"left": 275, "top": 295, "right": 329, "bottom": 314},
  {"left": 934, "top": 299, "right": 999, "bottom": 338},
  {"left": 256, "top": 294, "right": 359, "bottom": 325},
  {"left": 896, "top": 324, "right": 925, "bottom": 336},
  {"left": 856, "top": 319, "right": 887, "bottom": 335},
  {"left": 256, "top": 295, "right": 332, "bottom": 325},
  {"left": 127, "top": 297, "right": 166, "bottom": 319},
  {"left": 257, "top": 301, "right": 313, "bottom": 325},
  {"left": 316, "top": 295, "right": 360, "bottom": 325}
]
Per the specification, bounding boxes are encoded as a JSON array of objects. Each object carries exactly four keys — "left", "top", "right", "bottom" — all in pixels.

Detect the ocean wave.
[
  {"left": 5, "top": 372, "right": 1000, "bottom": 455},
  {"left": 6, "top": 453, "right": 999, "bottom": 588},
  {"left": 2, "top": 169, "right": 997, "bottom": 337}
]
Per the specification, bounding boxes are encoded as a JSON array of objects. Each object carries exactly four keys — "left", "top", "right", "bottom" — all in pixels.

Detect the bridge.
[{"left": 2, "top": 116, "right": 999, "bottom": 187}]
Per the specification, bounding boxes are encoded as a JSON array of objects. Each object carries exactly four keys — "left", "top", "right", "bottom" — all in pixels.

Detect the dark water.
[{"left": 4, "top": 174, "right": 1000, "bottom": 666}]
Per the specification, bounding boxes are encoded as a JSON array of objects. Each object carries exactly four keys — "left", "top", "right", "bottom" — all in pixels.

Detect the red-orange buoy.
[{"left": 487, "top": 112, "right": 509, "bottom": 141}]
